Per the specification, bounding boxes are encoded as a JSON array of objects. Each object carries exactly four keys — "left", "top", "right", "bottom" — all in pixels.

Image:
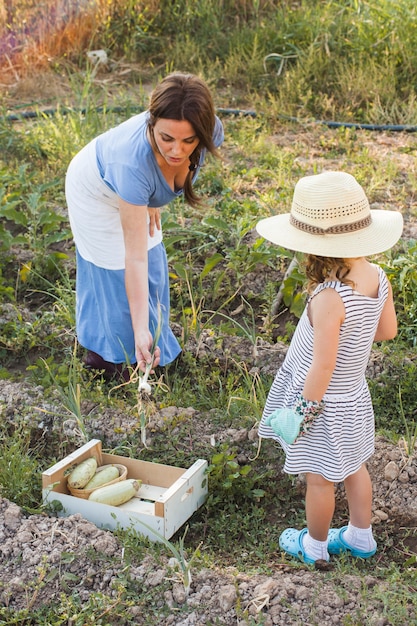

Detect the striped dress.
[{"left": 258, "top": 265, "right": 389, "bottom": 482}]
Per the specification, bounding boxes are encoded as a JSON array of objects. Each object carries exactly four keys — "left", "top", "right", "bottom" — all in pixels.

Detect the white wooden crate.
[{"left": 42, "top": 439, "right": 208, "bottom": 541}]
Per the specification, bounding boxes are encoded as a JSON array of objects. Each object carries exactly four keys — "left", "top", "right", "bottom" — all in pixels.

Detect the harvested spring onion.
[{"left": 138, "top": 302, "right": 162, "bottom": 396}]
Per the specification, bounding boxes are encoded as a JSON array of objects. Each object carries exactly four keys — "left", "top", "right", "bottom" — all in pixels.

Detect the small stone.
[
  {"left": 218, "top": 584, "right": 236, "bottom": 612},
  {"left": 172, "top": 582, "right": 186, "bottom": 604},
  {"left": 15, "top": 531, "right": 33, "bottom": 543},
  {"left": 384, "top": 460, "right": 399, "bottom": 481},
  {"left": 398, "top": 472, "right": 410, "bottom": 483},
  {"left": 3, "top": 503, "right": 21, "bottom": 530},
  {"left": 373, "top": 510, "right": 389, "bottom": 521},
  {"left": 146, "top": 568, "right": 166, "bottom": 587},
  {"left": 253, "top": 577, "right": 280, "bottom": 599}
]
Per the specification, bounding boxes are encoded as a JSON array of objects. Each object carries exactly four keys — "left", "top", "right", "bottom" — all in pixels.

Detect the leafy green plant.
[
  {"left": 207, "top": 445, "right": 265, "bottom": 505},
  {"left": 168, "top": 213, "right": 279, "bottom": 339},
  {"left": 36, "top": 344, "right": 88, "bottom": 442},
  {"left": 172, "top": 254, "right": 206, "bottom": 342},
  {"left": 272, "top": 253, "right": 306, "bottom": 318},
  {"left": 204, "top": 299, "right": 261, "bottom": 359},
  {"left": 398, "top": 385, "right": 417, "bottom": 461},
  {"left": 0, "top": 164, "right": 70, "bottom": 288},
  {"left": 198, "top": 214, "right": 277, "bottom": 291},
  {"left": 0, "top": 424, "right": 41, "bottom": 511},
  {"left": 1, "top": 262, "right": 76, "bottom": 366},
  {"left": 370, "top": 354, "right": 417, "bottom": 435},
  {"left": 226, "top": 360, "right": 267, "bottom": 423},
  {"left": 381, "top": 240, "right": 417, "bottom": 347}
]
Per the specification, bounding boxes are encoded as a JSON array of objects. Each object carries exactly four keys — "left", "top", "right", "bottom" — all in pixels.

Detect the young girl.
[{"left": 256, "top": 171, "right": 403, "bottom": 564}]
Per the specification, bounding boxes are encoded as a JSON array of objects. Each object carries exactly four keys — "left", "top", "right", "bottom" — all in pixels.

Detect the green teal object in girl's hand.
[
  {"left": 264, "top": 395, "right": 325, "bottom": 444},
  {"left": 264, "top": 408, "right": 304, "bottom": 444}
]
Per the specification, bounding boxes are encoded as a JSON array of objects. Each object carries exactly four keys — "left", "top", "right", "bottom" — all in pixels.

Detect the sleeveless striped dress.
[{"left": 258, "top": 265, "right": 389, "bottom": 482}]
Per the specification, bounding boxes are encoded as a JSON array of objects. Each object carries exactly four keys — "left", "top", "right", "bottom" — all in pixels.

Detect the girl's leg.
[
  {"left": 279, "top": 473, "right": 334, "bottom": 563},
  {"left": 341, "top": 463, "right": 377, "bottom": 553},
  {"left": 305, "top": 472, "right": 335, "bottom": 540},
  {"left": 300, "top": 472, "right": 335, "bottom": 561},
  {"left": 344, "top": 463, "right": 373, "bottom": 528}
]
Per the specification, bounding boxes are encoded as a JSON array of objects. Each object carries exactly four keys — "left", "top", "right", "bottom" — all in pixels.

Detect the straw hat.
[{"left": 256, "top": 171, "right": 403, "bottom": 257}]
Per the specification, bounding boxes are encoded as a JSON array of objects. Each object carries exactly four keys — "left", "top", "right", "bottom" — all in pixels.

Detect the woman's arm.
[
  {"left": 119, "top": 198, "right": 160, "bottom": 370},
  {"left": 302, "top": 288, "right": 345, "bottom": 402},
  {"left": 374, "top": 280, "right": 397, "bottom": 342}
]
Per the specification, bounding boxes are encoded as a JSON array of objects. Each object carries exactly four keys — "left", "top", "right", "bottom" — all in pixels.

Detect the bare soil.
[{"left": 1, "top": 333, "right": 417, "bottom": 625}]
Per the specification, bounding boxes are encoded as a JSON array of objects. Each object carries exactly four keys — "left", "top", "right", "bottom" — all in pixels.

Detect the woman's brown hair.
[
  {"left": 303, "top": 254, "right": 355, "bottom": 293},
  {"left": 147, "top": 73, "right": 220, "bottom": 207}
]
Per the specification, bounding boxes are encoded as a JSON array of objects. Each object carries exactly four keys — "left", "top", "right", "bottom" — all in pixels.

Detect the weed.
[
  {"left": 381, "top": 240, "right": 417, "bottom": 347},
  {"left": 204, "top": 300, "right": 261, "bottom": 359},
  {"left": 0, "top": 424, "right": 41, "bottom": 511},
  {"left": 0, "top": 165, "right": 67, "bottom": 241},
  {"left": 398, "top": 385, "right": 417, "bottom": 461},
  {"left": 369, "top": 354, "right": 417, "bottom": 435},
  {"left": 227, "top": 359, "right": 267, "bottom": 425},
  {"left": 36, "top": 343, "right": 89, "bottom": 442},
  {"left": 172, "top": 254, "right": 206, "bottom": 342},
  {"left": 207, "top": 444, "right": 266, "bottom": 505}
]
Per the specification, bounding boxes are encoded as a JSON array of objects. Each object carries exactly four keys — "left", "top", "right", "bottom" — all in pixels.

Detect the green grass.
[{"left": 1, "top": 1, "right": 417, "bottom": 623}]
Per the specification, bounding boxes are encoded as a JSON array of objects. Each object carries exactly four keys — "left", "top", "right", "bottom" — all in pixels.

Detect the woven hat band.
[{"left": 289, "top": 214, "right": 372, "bottom": 235}]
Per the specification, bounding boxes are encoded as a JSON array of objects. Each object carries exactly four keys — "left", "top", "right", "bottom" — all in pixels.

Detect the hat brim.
[{"left": 256, "top": 209, "right": 403, "bottom": 258}]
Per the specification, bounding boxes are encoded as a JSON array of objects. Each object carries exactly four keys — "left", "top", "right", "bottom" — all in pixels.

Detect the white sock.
[
  {"left": 303, "top": 532, "right": 330, "bottom": 561},
  {"left": 342, "top": 523, "right": 377, "bottom": 552}
]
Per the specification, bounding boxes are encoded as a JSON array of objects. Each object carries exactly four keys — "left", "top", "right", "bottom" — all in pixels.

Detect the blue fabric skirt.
[{"left": 75, "top": 244, "right": 181, "bottom": 366}]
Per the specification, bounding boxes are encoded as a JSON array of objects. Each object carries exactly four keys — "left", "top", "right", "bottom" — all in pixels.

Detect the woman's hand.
[
  {"left": 148, "top": 207, "right": 161, "bottom": 237},
  {"left": 136, "top": 335, "right": 161, "bottom": 373}
]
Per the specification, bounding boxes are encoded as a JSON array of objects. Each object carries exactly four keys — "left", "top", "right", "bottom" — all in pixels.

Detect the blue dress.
[{"left": 66, "top": 112, "right": 224, "bottom": 365}]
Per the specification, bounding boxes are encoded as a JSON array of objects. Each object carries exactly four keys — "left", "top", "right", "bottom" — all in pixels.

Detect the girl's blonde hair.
[{"left": 303, "top": 254, "right": 355, "bottom": 293}]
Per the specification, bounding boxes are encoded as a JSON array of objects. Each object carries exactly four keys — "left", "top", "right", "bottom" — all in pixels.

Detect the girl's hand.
[{"left": 148, "top": 207, "right": 161, "bottom": 237}]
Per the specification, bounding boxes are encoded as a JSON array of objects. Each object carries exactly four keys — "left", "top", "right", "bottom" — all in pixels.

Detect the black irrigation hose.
[
  {"left": 217, "top": 109, "right": 417, "bottom": 132},
  {"left": 3, "top": 105, "right": 417, "bottom": 132}
]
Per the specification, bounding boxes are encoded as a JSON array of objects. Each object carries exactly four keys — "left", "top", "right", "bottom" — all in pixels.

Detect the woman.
[{"left": 66, "top": 72, "right": 224, "bottom": 379}]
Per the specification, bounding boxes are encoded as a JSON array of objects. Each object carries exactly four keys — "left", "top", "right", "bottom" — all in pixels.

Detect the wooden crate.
[{"left": 42, "top": 439, "right": 208, "bottom": 541}]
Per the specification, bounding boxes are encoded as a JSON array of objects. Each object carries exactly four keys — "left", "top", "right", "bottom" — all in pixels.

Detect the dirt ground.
[
  {"left": 1, "top": 333, "right": 417, "bottom": 625},
  {"left": 1, "top": 70, "right": 417, "bottom": 624}
]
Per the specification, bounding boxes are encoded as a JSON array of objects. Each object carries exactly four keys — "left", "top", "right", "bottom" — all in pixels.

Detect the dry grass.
[
  {"left": 0, "top": 0, "right": 282, "bottom": 82},
  {"left": 0, "top": 0, "right": 107, "bottom": 81}
]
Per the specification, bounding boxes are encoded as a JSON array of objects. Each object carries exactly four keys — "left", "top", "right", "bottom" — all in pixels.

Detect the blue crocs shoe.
[
  {"left": 328, "top": 526, "right": 377, "bottom": 558},
  {"left": 279, "top": 528, "right": 315, "bottom": 564}
]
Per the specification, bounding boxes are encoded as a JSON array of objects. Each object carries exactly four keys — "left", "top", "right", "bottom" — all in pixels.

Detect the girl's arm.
[
  {"left": 119, "top": 198, "right": 161, "bottom": 370},
  {"left": 373, "top": 280, "right": 397, "bottom": 342},
  {"left": 302, "top": 288, "right": 345, "bottom": 402}
]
